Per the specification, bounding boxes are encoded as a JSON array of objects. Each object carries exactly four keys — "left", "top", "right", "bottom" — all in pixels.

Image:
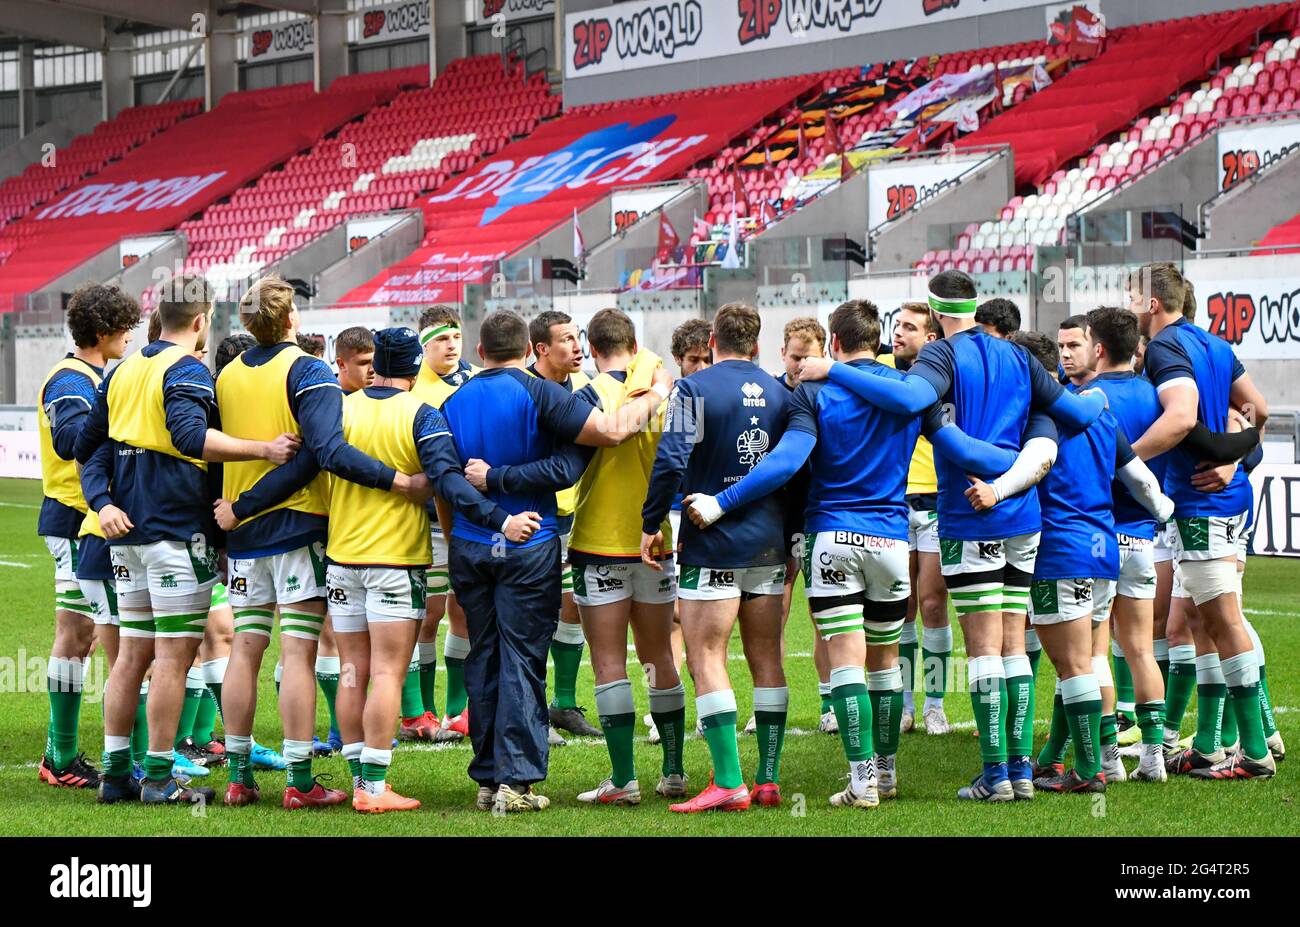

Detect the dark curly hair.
[
  {"left": 66, "top": 283, "right": 141, "bottom": 349},
  {"left": 215, "top": 333, "right": 258, "bottom": 375}
]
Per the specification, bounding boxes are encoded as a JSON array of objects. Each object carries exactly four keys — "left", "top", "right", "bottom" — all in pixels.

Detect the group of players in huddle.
[{"left": 33, "top": 259, "right": 1282, "bottom": 814}]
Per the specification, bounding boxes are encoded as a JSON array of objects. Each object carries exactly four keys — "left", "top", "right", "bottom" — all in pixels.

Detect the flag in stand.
[
  {"left": 720, "top": 186, "right": 741, "bottom": 269},
  {"left": 840, "top": 150, "right": 855, "bottom": 183},
  {"left": 760, "top": 198, "right": 778, "bottom": 226},
  {"left": 692, "top": 210, "right": 710, "bottom": 244},
  {"left": 655, "top": 212, "right": 680, "bottom": 264},
  {"left": 824, "top": 110, "right": 843, "bottom": 154},
  {"left": 573, "top": 207, "right": 584, "bottom": 258},
  {"left": 732, "top": 170, "right": 751, "bottom": 217}
]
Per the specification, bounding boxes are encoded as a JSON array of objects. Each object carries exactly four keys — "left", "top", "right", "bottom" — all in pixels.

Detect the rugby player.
[
  {"left": 795, "top": 271, "right": 1106, "bottom": 801},
  {"left": 975, "top": 298, "right": 1021, "bottom": 339},
  {"left": 212, "top": 276, "right": 430, "bottom": 808},
  {"left": 37, "top": 283, "right": 140, "bottom": 789},
  {"left": 555, "top": 309, "right": 685, "bottom": 804},
  {"left": 447, "top": 309, "right": 669, "bottom": 813},
  {"left": 1129, "top": 264, "right": 1275, "bottom": 779},
  {"left": 644, "top": 320, "right": 712, "bottom": 746},
  {"left": 1077, "top": 308, "right": 1172, "bottom": 780},
  {"left": 642, "top": 303, "right": 790, "bottom": 812},
  {"left": 75, "top": 274, "right": 299, "bottom": 805},
  {"left": 1057, "top": 315, "right": 1125, "bottom": 779},
  {"left": 889, "top": 302, "right": 952, "bottom": 736},
  {"left": 307, "top": 325, "right": 376, "bottom": 756},
  {"left": 774, "top": 318, "right": 834, "bottom": 735},
  {"left": 409, "top": 305, "right": 479, "bottom": 743},
  {"left": 689, "top": 300, "right": 920, "bottom": 807},
  {"left": 964, "top": 331, "right": 1172, "bottom": 793},
  {"left": 526, "top": 310, "right": 602, "bottom": 741}
]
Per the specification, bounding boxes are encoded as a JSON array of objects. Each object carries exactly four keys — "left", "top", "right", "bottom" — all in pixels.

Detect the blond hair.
[
  {"left": 239, "top": 274, "right": 296, "bottom": 347},
  {"left": 783, "top": 316, "right": 826, "bottom": 350}
]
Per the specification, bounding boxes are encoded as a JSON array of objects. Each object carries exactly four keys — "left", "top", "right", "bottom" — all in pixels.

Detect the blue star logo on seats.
[{"left": 479, "top": 115, "right": 677, "bottom": 225}]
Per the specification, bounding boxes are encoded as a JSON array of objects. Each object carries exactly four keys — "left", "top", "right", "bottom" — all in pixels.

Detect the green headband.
[
  {"left": 419, "top": 324, "right": 458, "bottom": 345},
  {"left": 927, "top": 289, "right": 978, "bottom": 317}
]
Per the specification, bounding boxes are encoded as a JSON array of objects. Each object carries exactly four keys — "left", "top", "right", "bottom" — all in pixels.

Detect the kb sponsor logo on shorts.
[
  {"left": 1071, "top": 579, "right": 1093, "bottom": 604},
  {"left": 818, "top": 567, "right": 847, "bottom": 587},
  {"left": 707, "top": 570, "right": 734, "bottom": 588},
  {"left": 977, "top": 541, "right": 1002, "bottom": 560},
  {"left": 327, "top": 586, "right": 347, "bottom": 605},
  {"left": 113, "top": 565, "right": 131, "bottom": 582},
  {"left": 230, "top": 576, "right": 248, "bottom": 595}
]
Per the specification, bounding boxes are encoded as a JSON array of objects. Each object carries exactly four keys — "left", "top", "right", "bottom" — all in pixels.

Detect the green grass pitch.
[{"left": 0, "top": 476, "right": 1295, "bottom": 836}]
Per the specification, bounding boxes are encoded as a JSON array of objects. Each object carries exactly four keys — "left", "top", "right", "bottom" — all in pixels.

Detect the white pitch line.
[
  {"left": 0, "top": 502, "right": 39, "bottom": 509},
  {"left": 0, "top": 560, "right": 32, "bottom": 568}
]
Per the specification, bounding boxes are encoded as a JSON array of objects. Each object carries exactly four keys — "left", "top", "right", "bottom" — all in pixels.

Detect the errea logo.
[{"left": 741, "top": 382, "right": 766, "bottom": 407}]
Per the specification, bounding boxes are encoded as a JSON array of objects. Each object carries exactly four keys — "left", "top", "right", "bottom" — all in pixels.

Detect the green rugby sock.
[
  {"left": 417, "top": 643, "right": 438, "bottom": 716},
  {"left": 1164, "top": 646, "right": 1196, "bottom": 737},
  {"left": 315, "top": 656, "right": 340, "bottom": 736},
  {"left": 649, "top": 684, "right": 687, "bottom": 778},
  {"left": 443, "top": 633, "right": 470, "bottom": 717},
  {"left": 191, "top": 687, "right": 218, "bottom": 744},
  {"left": 753, "top": 686, "right": 788, "bottom": 785},
  {"left": 594, "top": 680, "right": 637, "bottom": 787},
  {"left": 1062, "top": 675, "right": 1103, "bottom": 779},
  {"left": 143, "top": 750, "right": 173, "bottom": 781},
  {"left": 1259, "top": 666, "right": 1278, "bottom": 739},
  {"left": 831, "top": 667, "right": 873, "bottom": 763},
  {"left": 45, "top": 657, "right": 84, "bottom": 768},
  {"left": 401, "top": 647, "right": 423, "bottom": 718},
  {"left": 174, "top": 669, "right": 205, "bottom": 749},
  {"left": 1192, "top": 654, "right": 1227, "bottom": 755},
  {"left": 1222, "top": 652, "right": 1268, "bottom": 761},
  {"left": 131, "top": 683, "right": 149, "bottom": 765},
  {"left": 550, "top": 621, "right": 584, "bottom": 711},
  {"left": 1004, "top": 655, "right": 1035, "bottom": 759},
  {"left": 867, "top": 669, "right": 902, "bottom": 761},
  {"left": 1136, "top": 701, "right": 1165, "bottom": 746},
  {"left": 697, "top": 689, "right": 743, "bottom": 789},
  {"left": 1038, "top": 685, "right": 1071, "bottom": 767},
  {"left": 968, "top": 656, "right": 1007, "bottom": 765}
]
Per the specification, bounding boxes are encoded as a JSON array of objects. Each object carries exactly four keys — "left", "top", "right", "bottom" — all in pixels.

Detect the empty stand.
[
  {"left": 918, "top": 4, "right": 1300, "bottom": 276},
  {"left": 0, "top": 78, "right": 406, "bottom": 311},
  {"left": 180, "top": 56, "right": 557, "bottom": 289},
  {"left": 0, "top": 98, "right": 200, "bottom": 262}
]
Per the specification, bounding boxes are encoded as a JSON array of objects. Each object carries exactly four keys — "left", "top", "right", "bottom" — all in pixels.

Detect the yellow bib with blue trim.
[
  {"left": 412, "top": 361, "right": 481, "bottom": 409},
  {"left": 216, "top": 344, "right": 328, "bottom": 526},
  {"left": 327, "top": 389, "right": 430, "bottom": 566},
  {"left": 106, "top": 344, "right": 206, "bottom": 469},
  {"left": 524, "top": 367, "right": 591, "bottom": 518},
  {"left": 38, "top": 357, "right": 99, "bottom": 519},
  {"left": 569, "top": 370, "right": 670, "bottom": 558}
]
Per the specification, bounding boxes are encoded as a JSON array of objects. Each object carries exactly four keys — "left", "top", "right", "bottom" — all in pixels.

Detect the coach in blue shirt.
[{"left": 441, "top": 310, "right": 671, "bottom": 812}]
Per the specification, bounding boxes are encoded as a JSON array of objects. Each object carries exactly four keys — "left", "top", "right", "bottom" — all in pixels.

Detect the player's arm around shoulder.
[
  {"left": 414, "top": 401, "right": 525, "bottom": 540},
  {"left": 574, "top": 364, "right": 673, "bottom": 447}
]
